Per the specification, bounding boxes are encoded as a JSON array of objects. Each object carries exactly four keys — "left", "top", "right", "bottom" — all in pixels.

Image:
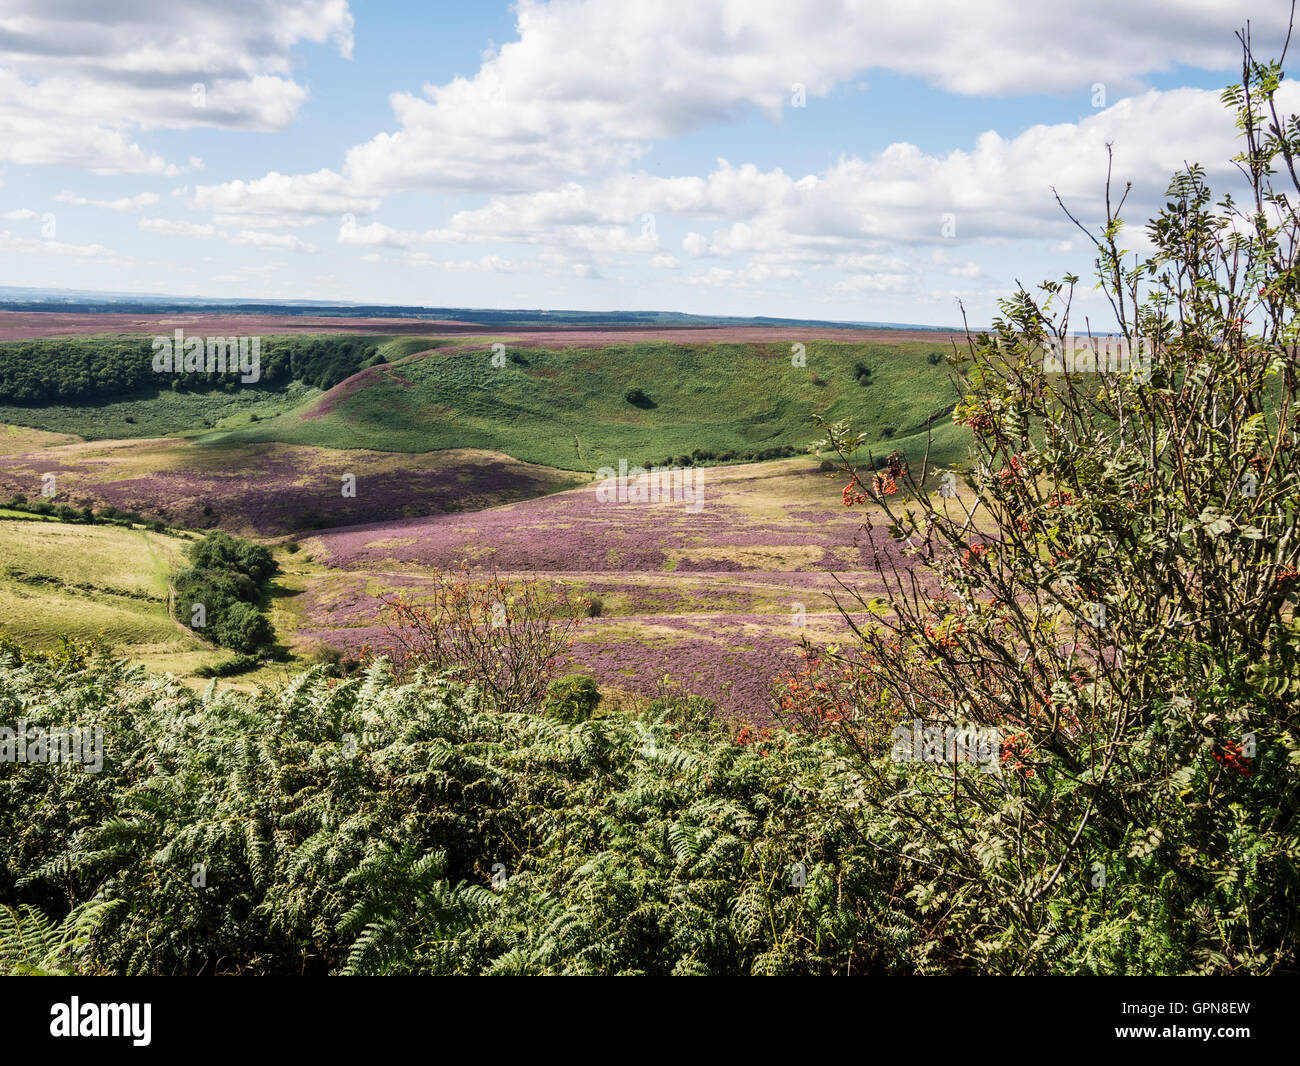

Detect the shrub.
[
  {"left": 174, "top": 531, "right": 278, "bottom": 656},
  {"left": 380, "top": 566, "right": 586, "bottom": 713},
  {"left": 808, "top": 37, "right": 1300, "bottom": 975},
  {"left": 212, "top": 601, "right": 274, "bottom": 654},
  {"left": 545, "top": 673, "right": 601, "bottom": 723},
  {"left": 194, "top": 653, "right": 261, "bottom": 678}
]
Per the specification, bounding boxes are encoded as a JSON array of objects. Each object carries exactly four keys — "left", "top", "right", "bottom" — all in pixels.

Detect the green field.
[
  {"left": 213, "top": 339, "right": 964, "bottom": 472},
  {"left": 0, "top": 337, "right": 966, "bottom": 474},
  {"left": 0, "top": 380, "right": 321, "bottom": 441},
  {"left": 0, "top": 519, "right": 218, "bottom": 674}
]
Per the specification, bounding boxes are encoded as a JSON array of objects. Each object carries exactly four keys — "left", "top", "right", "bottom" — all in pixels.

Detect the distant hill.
[
  {"left": 0, "top": 284, "right": 957, "bottom": 332},
  {"left": 217, "top": 337, "right": 968, "bottom": 474}
]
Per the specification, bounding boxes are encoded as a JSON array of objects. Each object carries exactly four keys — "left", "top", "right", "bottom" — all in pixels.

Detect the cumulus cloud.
[
  {"left": 0, "top": 1, "right": 354, "bottom": 173},
  {"left": 337, "top": 0, "right": 1284, "bottom": 194},
  {"left": 390, "top": 80, "right": 1281, "bottom": 280},
  {"left": 54, "top": 191, "right": 160, "bottom": 211},
  {"left": 139, "top": 216, "right": 316, "bottom": 252},
  {"left": 192, "top": 170, "right": 381, "bottom": 228}
]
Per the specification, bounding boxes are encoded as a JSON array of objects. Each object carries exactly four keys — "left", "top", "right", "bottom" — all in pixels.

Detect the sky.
[{"left": 0, "top": 0, "right": 1296, "bottom": 327}]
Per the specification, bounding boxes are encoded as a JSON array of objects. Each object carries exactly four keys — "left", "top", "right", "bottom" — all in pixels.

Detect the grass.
[
  {"left": 0, "top": 518, "right": 324, "bottom": 689},
  {"left": 0, "top": 339, "right": 967, "bottom": 476},
  {"left": 0, "top": 381, "right": 321, "bottom": 441},
  {"left": 0, "top": 507, "right": 56, "bottom": 520},
  {"left": 0, "top": 519, "right": 211, "bottom": 666},
  {"left": 218, "top": 340, "right": 966, "bottom": 472}
]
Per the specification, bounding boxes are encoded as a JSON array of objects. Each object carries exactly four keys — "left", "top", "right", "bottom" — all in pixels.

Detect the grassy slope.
[
  {"left": 0, "top": 337, "right": 968, "bottom": 474},
  {"left": 220, "top": 340, "right": 966, "bottom": 472},
  {"left": 0, "top": 519, "right": 214, "bottom": 672},
  {"left": 0, "top": 380, "right": 320, "bottom": 441},
  {"left": 0, "top": 434, "right": 588, "bottom": 536},
  {"left": 0, "top": 335, "right": 451, "bottom": 442}
]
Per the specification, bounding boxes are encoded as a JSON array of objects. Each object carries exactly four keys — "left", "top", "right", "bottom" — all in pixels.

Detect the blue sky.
[{"left": 1, "top": 1, "right": 1295, "bottom": 326}]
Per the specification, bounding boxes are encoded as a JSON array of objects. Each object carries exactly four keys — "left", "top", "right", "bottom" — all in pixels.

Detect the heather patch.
[
  {"left": 0, "top": 440, "right": 583, "bottom": 535},
  {"left": 293, "top": 460, "right": 901, "bottom": 718}
]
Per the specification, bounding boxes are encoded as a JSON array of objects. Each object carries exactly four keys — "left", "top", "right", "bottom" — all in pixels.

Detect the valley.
[{"left": 0, "top": 322, "right": 967, "bottom": 718}]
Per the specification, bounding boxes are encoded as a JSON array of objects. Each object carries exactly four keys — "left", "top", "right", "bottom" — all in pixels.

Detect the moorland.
[{"left": 0, "top": 318, "right": 963, "bottom": 711}]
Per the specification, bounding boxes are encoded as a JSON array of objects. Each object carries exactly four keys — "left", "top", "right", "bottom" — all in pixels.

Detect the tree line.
[{"left": 0, "top": 335, "right": 385, "bottom": 403}]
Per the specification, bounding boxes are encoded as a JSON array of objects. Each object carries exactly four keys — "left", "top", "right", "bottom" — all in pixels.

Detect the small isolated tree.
[
  {"left": 809, "top": 25, "right": 1300, "bottom": 974},
  {"left": 381, "top": 565, "right": 587, "bottom": 712}
]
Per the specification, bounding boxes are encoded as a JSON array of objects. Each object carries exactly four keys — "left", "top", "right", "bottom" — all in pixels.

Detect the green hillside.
[
  {"left": 0, "top": 519, "right": 211, "bottom": 666},
  {"left": 220, "top": 340, "right": 966, "bottom": 472}
]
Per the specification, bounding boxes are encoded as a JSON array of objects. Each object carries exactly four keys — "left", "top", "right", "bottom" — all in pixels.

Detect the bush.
[
  {"left": 212, "top": 602, "right": 275, "bottom": 654},
  {"left": 381, "top": 567, "right": 586, "bottom": 713},
  {"left": 545, "top": 673, "right": 601, "bottom": 723},
  {"left": 194, "top": 653, "right": 261, "bottom": 678},
  {"left": 174, "top": 531, "right": 278, "bottom": 656},
  {"left": 624, "top": 387, "right": 651, "bottom": 406},
  {"left": 808, "top": 38, "right": 1300, "bottom": 975}
]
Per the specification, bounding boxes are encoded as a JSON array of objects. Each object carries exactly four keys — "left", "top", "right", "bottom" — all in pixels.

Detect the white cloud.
[
  {"left": 0, "top": 1, "right": 354, "bottom": 173},
  {"left": 336, "top": 0, "right": 1286, "bottom": 195},
  {"left": 336, "top": 215, "right": 428, "bottom": 249},
  {"left": 139, "top": 216, "right": 316, "bottom": 252},
  {"left": 54, "top": 191, "right": 161, "bottom": 211},
  {"left": 1, "top": 207, "right": 34, "bottom": 220},
  {"left": 193, "top": 169, "right": 380, "bottom": 227},
  {"left": 391, "top": 78, "right": 1270, "bottom": 283},
  {"left": 402, "top": 252, "right": 517, "bottom": 273},
  {"left": 831, "top": 273, "right": 912, "bottom": 294},
  {"left": 0, "top": 229, "right": 127, "bottom": 262},
  {"left": 231, "top": 230, "right": 317, "bottom": 253}
]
